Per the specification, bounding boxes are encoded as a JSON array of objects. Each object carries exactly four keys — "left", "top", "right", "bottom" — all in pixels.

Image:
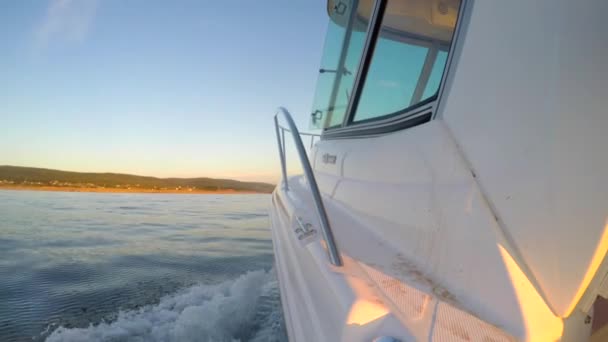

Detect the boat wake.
[{"left": 45, "top": 269, "right": 286, "bottom": 342}]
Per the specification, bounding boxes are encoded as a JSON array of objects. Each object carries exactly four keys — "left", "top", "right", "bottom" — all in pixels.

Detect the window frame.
[{"left": 320, "top": 0, "right": 468, "bottom": 140}]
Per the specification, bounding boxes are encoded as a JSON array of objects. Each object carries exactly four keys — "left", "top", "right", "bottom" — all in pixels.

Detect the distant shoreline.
[
  {"left": 0, "top": 166, "right": 276, "bottom": 194},
  {"left": 0, "top": 185, "right": 269, "bottom": 195}
]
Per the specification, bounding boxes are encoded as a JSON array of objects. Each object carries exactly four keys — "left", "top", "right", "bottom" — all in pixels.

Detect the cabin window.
[
  {"left": 313, "top": 0, "right": 462, "bottom": 134},
  {"left": 351, "top": 0, "right": 460, "bottom": 123},
  {"left": 309, "top": 0, "right": 374, "bottom": 129},
  {"left": 352, "top": 38, "right": 431, "bottom": 122}
]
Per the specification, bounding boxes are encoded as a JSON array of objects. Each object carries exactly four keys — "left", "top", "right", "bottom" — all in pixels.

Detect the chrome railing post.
[
  {"left": 274, "top": 116, "right": 289, "bottom": 191},
  {"left": 281, "top": 128, "right": 286, "bottom": 169},
  {"left": 274, "top": 107, "right": 342, "bottom": 266}
]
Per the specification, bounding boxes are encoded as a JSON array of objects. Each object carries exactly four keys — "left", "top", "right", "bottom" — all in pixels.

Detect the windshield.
[{"left": 310, "top": 0, "right": 460, "bottom": 129}]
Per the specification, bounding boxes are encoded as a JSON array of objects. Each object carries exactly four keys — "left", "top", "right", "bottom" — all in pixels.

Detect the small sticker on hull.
[{"left": 322, "top": 153, "right": 337, "bottom": 164}]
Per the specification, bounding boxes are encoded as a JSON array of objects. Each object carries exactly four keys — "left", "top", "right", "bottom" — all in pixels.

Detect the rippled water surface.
[{"left": 0, "top": 190, "right": 286, "bottom": 342}]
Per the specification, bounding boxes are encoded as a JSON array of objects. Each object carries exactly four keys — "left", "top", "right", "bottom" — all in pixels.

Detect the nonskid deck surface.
[
  {"left": 271, "top": 176, "right": 608, "bottom": 341},
  {"left": 272, "top": 178, "right": 608, "bottom": 340},
  {"left": 274, "top": 173, "right": 608, "bottom": 341},
  {"left": 271, "top": 177, "right": 519, "bottom": 341}
]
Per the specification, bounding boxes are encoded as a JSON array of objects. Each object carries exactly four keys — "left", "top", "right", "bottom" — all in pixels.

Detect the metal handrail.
[
  {"left": 274, "top": 107, "right": 342, "bottom": 267},
  {"left": 277, "top": 126, "right": 320, "bottom": 151}
]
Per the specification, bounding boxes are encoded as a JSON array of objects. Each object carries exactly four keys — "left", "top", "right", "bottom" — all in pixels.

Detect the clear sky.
[{"left": 0, "top": 0, "right": 328, "bottom": 183}]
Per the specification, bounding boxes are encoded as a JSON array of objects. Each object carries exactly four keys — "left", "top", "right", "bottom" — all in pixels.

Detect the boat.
[{"left": 269, "top": 0, "right": 608, "bottom": 340}]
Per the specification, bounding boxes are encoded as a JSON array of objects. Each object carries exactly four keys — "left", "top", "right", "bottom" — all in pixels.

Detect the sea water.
[{"left": 0, "top": 190, "right": 287, "bottom": 342}]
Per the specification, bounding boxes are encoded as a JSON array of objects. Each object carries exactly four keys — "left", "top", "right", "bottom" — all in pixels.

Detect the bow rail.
[{"left": 274, "top": 107, "right": 342, "bottom": 266}]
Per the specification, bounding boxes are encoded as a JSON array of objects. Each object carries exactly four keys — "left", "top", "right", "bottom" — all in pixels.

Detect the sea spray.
[{"left": 45, "top": 269, "right": 286, "bottom": 342}]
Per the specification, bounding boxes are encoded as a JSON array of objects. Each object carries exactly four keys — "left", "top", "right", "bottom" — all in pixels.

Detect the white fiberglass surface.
[
  {"left": 309, "top": 120, "right": 573, "bottom": 340},
  {"left": 440, "top": 0, "right": 608, "bottom": 317},
  {"left": 272, "top": 0, "right": 607, "bottom": 340}
]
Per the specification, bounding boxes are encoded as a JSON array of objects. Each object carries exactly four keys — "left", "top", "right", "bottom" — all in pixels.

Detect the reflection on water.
[{"left": 0, "top": 190, "right": 286, "bottom": 342}]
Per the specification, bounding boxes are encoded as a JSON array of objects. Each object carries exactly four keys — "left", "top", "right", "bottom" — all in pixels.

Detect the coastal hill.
[{"left": 0, "top": 166, "right": 275, "bottom": 194}]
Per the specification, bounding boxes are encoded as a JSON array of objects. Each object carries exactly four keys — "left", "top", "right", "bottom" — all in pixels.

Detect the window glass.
[
  {"left": 352, "top": 0, "right": 461, "bottom": 123},
  {"left": 309, "top": 0, "right": 373, "bottom": 130},
  {"left": 422, "top": 50, "right": 448, "bottom": 99},
  {"left": 353, "top": 38, "right": 428, "bottom": 122},
  {"left": 309, "top": 20, "right": 346, "bottom": 129},
  {"left": 326, "top": 29, "right": 366, "bottom": 127}
]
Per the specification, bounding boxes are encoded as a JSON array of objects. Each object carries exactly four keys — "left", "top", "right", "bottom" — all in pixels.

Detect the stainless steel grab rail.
[{"left": 274, "top": 107, "right": 343, "bottom": 267}]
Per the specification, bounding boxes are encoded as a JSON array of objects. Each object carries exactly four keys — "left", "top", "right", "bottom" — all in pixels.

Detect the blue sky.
[{"left": 0, "top": 0, "right": 327, "bottom": 183}]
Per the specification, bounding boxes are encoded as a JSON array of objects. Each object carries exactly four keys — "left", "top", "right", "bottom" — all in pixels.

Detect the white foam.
[{"left": 46, "top": 269, "right": 285, "bottom": 342}]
